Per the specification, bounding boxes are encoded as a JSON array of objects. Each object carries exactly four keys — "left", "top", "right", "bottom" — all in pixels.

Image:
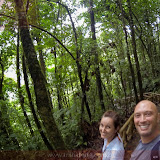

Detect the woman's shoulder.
[{"left": 112, "top": 136, "right": 124, "bottom": 150}]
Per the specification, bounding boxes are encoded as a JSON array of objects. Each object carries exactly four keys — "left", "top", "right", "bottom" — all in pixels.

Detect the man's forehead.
[
  {"left": 134, "top": 107, "right": 153, "bottom": 114},
  {"left": 134, "top": 102, "right": 156, "bottom": 113}
]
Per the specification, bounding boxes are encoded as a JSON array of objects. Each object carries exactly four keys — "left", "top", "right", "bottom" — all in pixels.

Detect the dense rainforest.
[{"left": 0, "top": 0, "right": 160, "bottom": 158}]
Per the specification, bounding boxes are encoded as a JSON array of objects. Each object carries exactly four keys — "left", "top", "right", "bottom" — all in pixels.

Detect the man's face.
[{"left": 134, "top": 101, "right": 159, "bottom": 140}]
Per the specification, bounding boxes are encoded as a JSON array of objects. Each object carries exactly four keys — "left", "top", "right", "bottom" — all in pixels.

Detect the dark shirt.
[{"left": 130, "top": 134, "right": 160, "bottom": 160}]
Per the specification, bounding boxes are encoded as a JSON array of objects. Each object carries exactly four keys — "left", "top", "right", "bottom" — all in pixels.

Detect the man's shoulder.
[
  {"left": 149, "top": 134, "right": 160, "bottom": 147},
  {"left": 130, "top": 135, "right": 160, "bottom": 160},
  {"left": 139, "top": 134, "right": 160, "bottom": 148}
]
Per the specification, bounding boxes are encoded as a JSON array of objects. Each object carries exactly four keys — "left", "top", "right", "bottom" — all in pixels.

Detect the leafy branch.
[{"left": 0, "top": 13, "right": 76, "bottom": 61}]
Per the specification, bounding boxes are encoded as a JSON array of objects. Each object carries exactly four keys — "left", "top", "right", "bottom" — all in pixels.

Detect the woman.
[{"left": 99, "top": 110, "right": 124, "bottom": 160}]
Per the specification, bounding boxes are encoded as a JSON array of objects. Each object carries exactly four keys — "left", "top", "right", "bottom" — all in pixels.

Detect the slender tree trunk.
[
  {"left": 136, "top": 29, "right": 156, "bottom": 78},
  {"left": 157, "top": 20, "right": 160, "bottom": 55},
  {"left": 0, "top": 110, "right": 12, "bottom": 149},
  {"left": 22, "top": 54, "right": 53, "bottom": 150},
  {"left": 0, "top": 67, "right": 10, "bottom": 149},
  {"left": 118, "top": 61, "right": 128, "bottom": 115},
  {"left": 57, "top": 2, "right": 92, "bottom": 121},
  {"left": 0, "top": 55, "right": 3, "bottom": 100},
  {"left": 124, "top": 26, "right": 139, "bottom": 103},
  {"left": 55, "top": 1, "right": 92, "bottom": 121},
  {"left": 14, "top": 0, "right": 66, "bottom": 150},
  {"left": 118, "top": 0, "right": 139, "bottom": 103},
  {"left": 16, "top": 28, "right": 34, "bottom": 137},
  {"left": 53, "top": 48, "right": 64, "bottom": 124},
  {"left": 145, "top": 11, "right": 160, "bottom": 78},
  {"left": 89, "top": 0, "right": 105, "bottom": 111},
  {"left": 114, "top": 26, "right": 128, "bottom": 113},
  {"left": 77, "top": 61, "right": 92, "bottom": 121},
  {"left": 127, "top": 0, "right": 143, "bottom": 100},
  {"left": 0, "top": 55, "right": 20, "bottom": 150},
  {"left": 80, "top": 68, "right": 91, "bottom": 120},
  {"left": 52, "top": 7, "right": 66, "bottom": 124}
]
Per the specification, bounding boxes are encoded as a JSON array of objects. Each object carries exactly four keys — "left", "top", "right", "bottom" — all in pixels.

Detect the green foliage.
[{"left": 53, "top": 106, "right": 85, "bottom": 149}]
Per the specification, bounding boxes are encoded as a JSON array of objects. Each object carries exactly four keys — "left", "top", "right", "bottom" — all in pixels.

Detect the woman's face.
[{"left": 99, "top": 117, "right": 117, "bottom": 142}]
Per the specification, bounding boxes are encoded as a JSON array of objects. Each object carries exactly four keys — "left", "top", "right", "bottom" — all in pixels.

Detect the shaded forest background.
[{"left": 0, "top": 0, "right": 160, "bottom": 151}]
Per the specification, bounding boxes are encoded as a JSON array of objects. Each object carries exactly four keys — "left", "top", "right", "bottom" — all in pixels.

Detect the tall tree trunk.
[
  {"left": 127, "top": 0, "right": 143, "bottom": 100},
  {"left": 16, "top": 28, "right": 34, "bottom": 137},
  {"left": 89, "top": 0, "right": 105, "bottom": 111},
  {"left": 157, "top": 20, "right": 160, "bottom": 56},
  {"left": 52, "top": 6, "right": 65, "bottom": 124},
  {"left": 118, "top": 0, "right": 139, "bottom": 103},
  {"left": 134, "top": 24, "right": 156, "bottom": 78},
  {"left": 145, "top": 10, "right": 160, "bottom": 78},
  {"left": 0, "top": 54, "right": 3, "bottom": 100},
  {"left": 22, "top": 54, "right": 53, "bottom": 150},
  {"left": 114, "top": 26, "right": 128, "bottom": 113},
  {"left": 57, "top": 1, "right": 92, "bottom": 121},
  {"left": 0, "top": 60, "right": 11, "bottom": 148},
  {"left": 123, "top": 21, "right": 139, "bottom": 104},
  {"left": 53, "top": 48, "right": 64, "bottom": 124},
  {"left": 14, "top": 0, "right": 66, "bottom": 150},
  {"left": 77, "top": 61, "right": 92, "bottom": 121},
  {"left": 118, "top": 61, "right": 128, "bottom": 115}
]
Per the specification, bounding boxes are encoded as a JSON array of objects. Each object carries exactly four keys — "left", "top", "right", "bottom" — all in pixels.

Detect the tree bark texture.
[
  {"left": 89, "top": 0, "right": 105, "bottom": 111},
  {"left": 16, "top": 29, "right": 34, "bottom": 137},
  {"left": 127, "top": 0, "right": 143, "bottom": 100},
  {"left": 36, "top": 35, "right": 46, "bottom": 76},
  {"left": 22, "top": 54, "right": 53, "bottom": 150}
]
